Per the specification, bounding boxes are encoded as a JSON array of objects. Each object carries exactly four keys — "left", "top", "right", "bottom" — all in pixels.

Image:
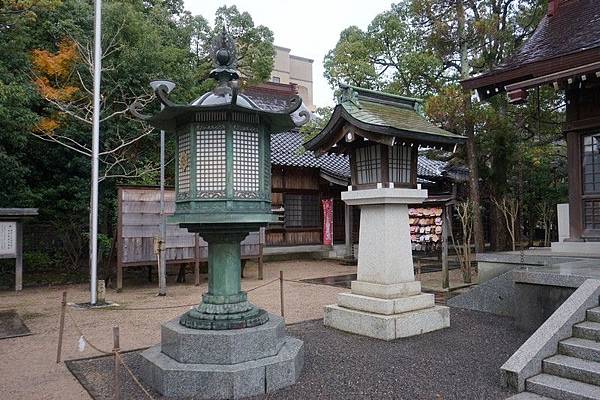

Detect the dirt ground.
[{"left": 0, "top": 259, "right": 472, "bottom": 400}]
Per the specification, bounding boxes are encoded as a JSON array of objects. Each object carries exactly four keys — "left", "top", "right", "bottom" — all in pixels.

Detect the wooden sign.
[{"left": 0, "top": 221, "right": 17, "bottom": 257}]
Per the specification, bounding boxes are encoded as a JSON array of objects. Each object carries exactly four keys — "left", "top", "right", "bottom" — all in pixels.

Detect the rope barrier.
[
  {"left": 107, "top": 278, "right": 280, "bottom": 311},
  {"left": 65, "top": 307, "right": 112, "bottom": 355},
  {"left": 245, "top": 278, "right": 279, "bottom": 292}
]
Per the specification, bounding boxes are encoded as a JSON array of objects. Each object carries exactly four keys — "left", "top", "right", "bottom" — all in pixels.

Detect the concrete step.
[
  {"left": 527, "top": 373, "right": 600, "bottom": 400},
  {"left": 560, "top": 337, "right": 600, "bottom": 362},
  {"left": 543, "top": 354, "right": 600, "bottom": 386},
  {"left": 573, "top": 321, "right": 600, "bottom": 341},
  {"left": 587, "top": 307, "right": 600, "bottom": 323},
  {"left": 504, "top": 392, "right": 553, "bottom": 400}
]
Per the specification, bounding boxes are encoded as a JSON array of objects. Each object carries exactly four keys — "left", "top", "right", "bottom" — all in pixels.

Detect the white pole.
[
  {"left": 150, "top": 80, "right": 175, "bottom": 296},
  {"left": 158, "top": 110, "right": 166, "bottom": 296},
  {"left": 89, "top": 0, "right": 102, "bottom": 305}
]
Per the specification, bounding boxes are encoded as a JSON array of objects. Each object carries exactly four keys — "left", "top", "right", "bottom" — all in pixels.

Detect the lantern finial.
[{"left": 209, "top": 26, "right": 240, "bottom": 86}]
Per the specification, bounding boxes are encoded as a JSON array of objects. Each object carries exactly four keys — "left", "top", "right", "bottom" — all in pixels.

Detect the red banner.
[{"left": 322, "top": 199, "right": 334, "bottom": 246}]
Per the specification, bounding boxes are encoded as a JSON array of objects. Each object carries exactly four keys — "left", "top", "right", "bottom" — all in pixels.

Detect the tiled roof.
[
  {"left": 272, "top": 131, "right": 467, "bottom": 183},
  {"left": 271, "top": 131, "right": 351, "bottom": 180},
  {"left": 495, "top": 0, "right": 600, "bottom": 74},
  {"left": 463, "top": 0, "right": 600, "bottom": 91},
  {"left": 305, "top": 85, "right": 466, "bottom": 153},
  {"left": 341, "top": 87, "right": 465, "bottom": 141},
  {"left": 417, "top": 155, "right": 469, "bottom": 182}
]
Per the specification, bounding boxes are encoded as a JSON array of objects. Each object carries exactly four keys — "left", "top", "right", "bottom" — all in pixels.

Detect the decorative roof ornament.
[
  {"left": 209, "top": 26, "right": 240, "bottom": 87},
  {"left": 339, "top": 85, "right": 361, "bottom": 108},
  {"left": 129, "top": 28, "right": 311, "bottom": 131}
]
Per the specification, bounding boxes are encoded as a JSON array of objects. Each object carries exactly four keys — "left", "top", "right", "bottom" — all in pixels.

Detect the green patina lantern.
[{"left": 131, "top": 30, "right": 309, "bottom": 330}]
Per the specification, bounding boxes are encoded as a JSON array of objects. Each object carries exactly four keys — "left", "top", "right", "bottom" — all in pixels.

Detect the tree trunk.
[{"left": 458, "top": 0, "right": 485, "bottom": 254}]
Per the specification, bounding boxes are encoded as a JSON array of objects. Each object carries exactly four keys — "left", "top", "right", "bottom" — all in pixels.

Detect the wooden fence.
[{"left": 116, "top": 186, "right": 264, "bottom": 291}]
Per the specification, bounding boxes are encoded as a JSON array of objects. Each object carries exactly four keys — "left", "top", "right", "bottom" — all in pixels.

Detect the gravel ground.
[
  {"left": 0, "top": 260, "right": 353, "bottom": 400},
  {"left": 66, "top": 308, "right": 528, "bottom": 400}
]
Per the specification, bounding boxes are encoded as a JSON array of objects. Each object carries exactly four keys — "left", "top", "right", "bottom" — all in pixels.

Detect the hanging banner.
[{"left": 322, "top": 199, "right": 334, "bottom": 246}]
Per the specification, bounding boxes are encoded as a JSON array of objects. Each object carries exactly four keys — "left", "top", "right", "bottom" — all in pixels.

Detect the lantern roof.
[
  {"left": 130, "top": 28, "right": 309, "bottom": 132},
  {"left": 304, "top": 84, "right": 466, "bottom": 154}
]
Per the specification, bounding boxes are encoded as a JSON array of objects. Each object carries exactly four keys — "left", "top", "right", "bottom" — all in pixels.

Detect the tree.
[
  {"left": 30, "top": 2, "right": 276, "bottom": 182},
  {"left": 323, "top": 2, "right": 445, "bottom": 97},
  {"left": 0, "top": 0, "right": 277, "bottom": 277},
  {"left": 299, "top": 106, "right": 332, "bottom": 142},
  {"left": 324, "top": 0, "right": 565, "bottom": 252}
]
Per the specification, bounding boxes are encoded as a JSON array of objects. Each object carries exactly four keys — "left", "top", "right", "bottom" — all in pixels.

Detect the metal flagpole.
[
  {"left": 149, "top": 81, "right": 176, "bottom": 296},
  {"left": 158, "top": 113, "right": 167, "bottom": 296},
  {"left": 89, "top": 0, "right": 102, "bottom": 305}
]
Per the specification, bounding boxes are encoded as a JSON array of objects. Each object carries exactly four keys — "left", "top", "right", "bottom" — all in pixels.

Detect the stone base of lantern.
[
  {"left": 140, "top": 314, "right": 303, "bottom": 399},
  {"left": 324, "top": 281, "right": 450, "bottom": 340},
  {"left": 324, "top": 187, "right": 450, "bottom": 340}
]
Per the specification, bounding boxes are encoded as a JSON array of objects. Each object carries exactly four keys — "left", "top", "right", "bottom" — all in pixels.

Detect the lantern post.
[
  {"left": 305, "top": 84, "right": 466, "bottom": 340},
  {"left": 129, "top": 29, "right": 308, "bottom": 398}
]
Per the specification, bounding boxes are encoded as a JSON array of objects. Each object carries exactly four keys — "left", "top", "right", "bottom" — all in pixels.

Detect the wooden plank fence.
[{"left": 116, "top": 186, "right": 264, "bottom": 291}]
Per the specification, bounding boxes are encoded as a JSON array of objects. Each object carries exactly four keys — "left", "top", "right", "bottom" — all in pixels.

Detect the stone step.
[
  {"left": 527, "top": 373, "right": 600, "bottom": 400},
  {"left": 587, "top": 307, "right": 600, "bottom": 323},
  {"left": 574, "top": 321, "right": 600, "bottom": 341},
  {"left": 504, "top": 392, "right": 553, "bottom": 400},
  {"left": 543, "top": 354, "right": 600, "bottom": 386},
  {"left": 560, "top": 337, "right": 600, "bottom": 362}
]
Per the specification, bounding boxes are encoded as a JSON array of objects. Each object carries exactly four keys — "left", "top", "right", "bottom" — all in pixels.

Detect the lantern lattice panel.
[
  {"left": 389, "top": 145, "right": 412, "bottom": 184},
  {"left": 196, "top": 127, "right": 226, "bottom": 195},
  {"left": 354, "top": 145, "right": 382, "bottom": 185},
  {"left": 178, "top": 132, "right": 191, "bottom": 194},
  {"left": 233, "top": 127, "right": 260, "bottom": 196}
]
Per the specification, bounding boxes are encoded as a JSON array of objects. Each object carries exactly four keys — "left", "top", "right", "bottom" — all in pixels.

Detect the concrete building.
[{"left": 272, "top": 46, "right": 314, "bottom": 111}]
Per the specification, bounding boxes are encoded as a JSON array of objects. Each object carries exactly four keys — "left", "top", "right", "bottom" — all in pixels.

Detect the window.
[
  {"left": 389, "top": 145, "right": 412, "bottom": 184},
  {"left": 233, "top": 126, "right": 260, "bottom": 193},
  {"left": 196, "top": 127, "right": 226, "bottom": 193},
  {"left": 284, "top": 194, "right": 320, "bottom": 228},
  {"left": 271, "top": 76, "right": 281, "bottom": 83},
  {"left": 584, "top": 200, "right": 600, "bottom": 230},
  {"left": 583, "top": 133, "right": 600, "bottom": 194},
  {"left": 354, "top": 145, "right": 382, "bottom": 185}
]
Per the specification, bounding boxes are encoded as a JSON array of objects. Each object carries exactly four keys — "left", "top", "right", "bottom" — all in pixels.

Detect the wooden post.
[
  {"left": 15, "top": 221, "right": 23, "bottom": 291},
  {"left": 116, "top": 187, "right": 123, "bottom": 292},
  {"left": 56, "top": 291, "right": 67, "bottom": 363},
  {"left": 279, "top": 270, "right": 285, "bottom": 319},
  {"left": 113, "top": 326, "right": 120, "bottom": 400},
  {"left": 344, "top": 204, "right": 353, "bottom": 260},
  {"left": 194, "top": 234, "right": 200, "bottom": 286},
  {"left": 442, "top": 205, "right": 450, "bottom": 289}
]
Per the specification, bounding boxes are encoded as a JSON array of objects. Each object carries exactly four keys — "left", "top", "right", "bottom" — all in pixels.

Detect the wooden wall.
[
  {"left": 267, "top": 166, "right": 347, "bottom": 246},
  {"left": 117, "top": 186, "right": 261, "bottom": 268}
]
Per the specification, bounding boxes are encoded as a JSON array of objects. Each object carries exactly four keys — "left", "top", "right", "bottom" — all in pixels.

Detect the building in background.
[{"left": 272, "top": 45, "right": 314, "bottom": 111}]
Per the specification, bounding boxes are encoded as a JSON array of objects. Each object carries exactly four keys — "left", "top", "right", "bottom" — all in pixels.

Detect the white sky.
[{"left": 183, "top": 0, "right": 395, "bottom": 108}]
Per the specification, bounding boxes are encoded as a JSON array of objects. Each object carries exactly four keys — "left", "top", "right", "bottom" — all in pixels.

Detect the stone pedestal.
[
  {"left": 324, "top": 188, "right": 450, "bottom": 340},
  {"left": 141, "top": 314, "right": 303, "bottom": 399}
]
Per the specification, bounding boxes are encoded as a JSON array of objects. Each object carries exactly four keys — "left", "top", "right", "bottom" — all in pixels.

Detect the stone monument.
[
  {"left": 305, "top": 84, "right": 466, "bottom": 340},
  {"left": 130, "top": 30, "right": 309, "bottom": 398}
]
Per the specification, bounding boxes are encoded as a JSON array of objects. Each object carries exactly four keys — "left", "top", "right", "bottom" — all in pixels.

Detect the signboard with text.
[{"left": 0, "top": 221, "right": 17, "bottom": 257}]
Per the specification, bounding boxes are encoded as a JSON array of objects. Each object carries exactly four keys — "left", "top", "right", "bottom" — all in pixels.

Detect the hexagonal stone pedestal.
[{"left": 140, "top": 314, "right": 303, "bottom": 399}]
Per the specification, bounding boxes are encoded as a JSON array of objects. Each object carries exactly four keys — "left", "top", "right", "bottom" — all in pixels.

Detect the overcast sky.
[{"left": 183, "top": 0, "right": 394, "bottom": 108}]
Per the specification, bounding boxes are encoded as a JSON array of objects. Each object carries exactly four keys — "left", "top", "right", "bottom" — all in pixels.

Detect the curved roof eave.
[
  {"left": 148, "top": 103, "right": 299, "bottom": 134},
  {"left": 304, "top": 104, "right": 466, "bottom": 153}
]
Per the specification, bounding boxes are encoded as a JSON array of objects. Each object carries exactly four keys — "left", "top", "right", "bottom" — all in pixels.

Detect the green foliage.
[
  {"left": 299, "top": 106, "right": 333, "bottom": 142},
  {"left": 0, "top": 0, "right": 276, "bottom": 279},
  {"left": 326, "top": 0, "right": 567, "bottom": 248}
]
